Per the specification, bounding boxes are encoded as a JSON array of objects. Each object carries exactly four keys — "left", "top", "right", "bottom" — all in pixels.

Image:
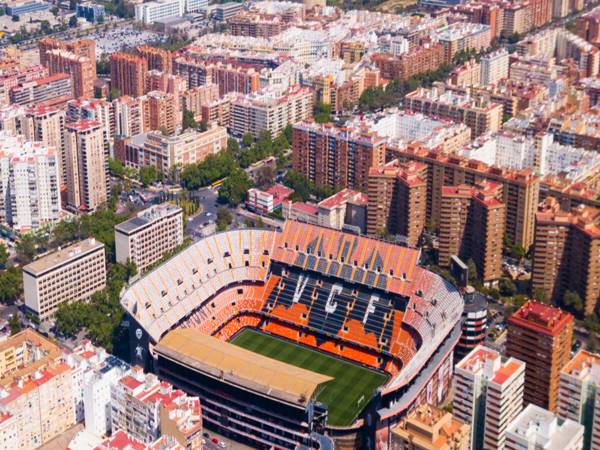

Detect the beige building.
[
  {"left": 0, "top": 330, "right": 76, "bottom": 449},
  {"left": 115, "top": 203, "right": 184, "bottom": 273},
  {"left": 23, "top": 238, "right": 106, "bottom": 321},
  {"left": 133, "top": 126, "right": 227, "bottom": 173},
  {"left": 391, "top": 404, "right": 470, "bottom": 450},
  {"left": 64, "top": 119, "right": 109, "bottom": 211}
]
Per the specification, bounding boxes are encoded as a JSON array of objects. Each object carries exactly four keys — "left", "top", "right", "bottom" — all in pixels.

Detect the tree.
[
  {"left": 313, "top": 102, "right": 332, "bottom": 123},
  {"left": 69, "top": 15, "right": 78, "bottom": 27},
  {"left": 97, "top": 54, "right": 110, "bottom": 76},
  {"left": 40, "top": 20, "right": 52, "bottom": 34},
  {"left": 242, "top": 133, "right": 253, "bottom": 147},
  {"left": 182, "top": 109, "right": 198, "bottom": 131},
  {"left": 218, "top": 169, "right": 251, "bottom": 206},
  {"left": 533, "top": 287, "right": 549, "bottom": 304},
  {"left": 466, "top": 258, "right": 478, "bottom": 283},
  {"left": 0, "top": 268, "right": 22, "bottom": 304},
  {"left": 139, "top": 166, "right": 163, "bottom": 187},
  {"left": 180, "top": 152, "right": 237, "bottom": 190},
  {"left": 50, "top": 5, "right": 59, "bottom": 16},
  {"left": 563, "top": 290, "right": 584, "bottom": 315},
  {"left": 15, "top": 235, "right": 36, "bottom": 264},
  {"left": 108, "top": 158, "right": 125, "bottom": 178},
  {"left": 255, "top": 165, "right": 276, "bottom": 190},
  {"left": 8, "top": 314, "right": 21, "bottom": 335},
  {"left": 0, "top": 242, "right": 8, "bottom": 269},
  {"left": 499, "top": 277, "right": 517, "bottom": 297},
  {"left": 216, "top": 207, "right": 233, "bottom": 231},
  {"left": 110, "top": 87, "right": 120, "bottom": 100},
  {"left": 227, "top": 138, "right": 240, "bottom": 155}
]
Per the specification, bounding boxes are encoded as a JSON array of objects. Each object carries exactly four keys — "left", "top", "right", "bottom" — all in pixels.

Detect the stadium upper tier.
[{"left": 120, "top": 221, "right": 464, "bottom": 391}]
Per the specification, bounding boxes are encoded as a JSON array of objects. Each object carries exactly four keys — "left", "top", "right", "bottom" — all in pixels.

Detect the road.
[{"left": 186, "top": 187, "right": 219, "bottom": 238}]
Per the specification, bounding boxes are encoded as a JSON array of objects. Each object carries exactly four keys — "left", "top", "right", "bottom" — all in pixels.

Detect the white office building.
[
  {"left": 506, "top": 404, "right": 584, "bottom": 450},
  {"left": 134, "top": 0, "right": 206, "bottom": 24}
]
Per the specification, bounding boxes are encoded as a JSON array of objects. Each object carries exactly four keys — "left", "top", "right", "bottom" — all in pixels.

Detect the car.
[
  {"left": 206, "top": 212, "right": 212, "bottom": 217},
  {"left": 212, "top": 438, "right": 219, "bottom": 444},
  {"left": 218, "top": 442, "right": 226, "bottom": 448},
  {"left": 203, "top": 432, "right": 209, "bottom": 438},
  {"left": 201, "top": 439, "right": 206, "bottom": 445}
]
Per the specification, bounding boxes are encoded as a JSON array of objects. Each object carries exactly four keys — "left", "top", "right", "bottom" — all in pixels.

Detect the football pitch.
[{"left": 230, "top": 329, "right": 388, "bottom": 426}]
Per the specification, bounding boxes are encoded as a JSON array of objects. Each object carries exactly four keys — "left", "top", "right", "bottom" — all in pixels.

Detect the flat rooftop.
[
  {"left": 155, "top": 328, "right": 333, "bottom": 407},
  {"left": 115, "top": 203, "right": 182, "bottom": 235},
  {"left": 23, "top": 238, "right": 104, "bottom": 277}
]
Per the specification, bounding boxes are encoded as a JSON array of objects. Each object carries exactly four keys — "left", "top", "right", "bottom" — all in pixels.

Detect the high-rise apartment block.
[
  {"left": 0, "top": 133, "right": 60, "bottom": 232},
  {"left": 231, "top": 86, "right": 313, "bottom": 138},
  {"left": 39, "top": 38, "right": 96, "bottom": 74},
  {"left": 455, "top": 345, "right": 525, "bottom": 450},
  {"left": 505, "top": 404, "right": 584, "bottom": 450},
  {"left": 23, "top": 238, "right": 106, "bottom": 321},
  {"left": 180, "top": 83, "right": 220, "bottom": 119},
  {"left": 371, "top": 44, "right": 445, "bottom": 81},
  {"left": 111, "top": 366, "right": 203, "bottom": 446},
  {"left": 367, "top": 159, "right": 427, "bottom": 246},
  {"left": 438, "top": 182, "right": 505, "bottom": 283},
  {"left": 480, "top": 49, "right": 509, "bottom": 86},
  {"left": 110, "top": 52, "right": 148, "bottom": 98},
  {"left": 390, "top": 404, "right": 470, "bottom": 450},
  {"left": 115, "top": 203, "right": 184, "bottom": 273},
  {"left": 393, "top": 146, "right": 540, "bottom": 249},
  {"left": 141, "top": 90, "right": 181, "bottom": 135},
  {"left": 293, "top": 120, "right": 386, "bottom": 192},
  {"left": 405, "top": 86, "right": 503, "bottom": 137},
  {"left": 113, "top": 96, "right": 145, "bottom": 138},
  {"left": 64, "top": 120, "right": 109, "bottom": 211},
  {"left": 44, "top": 49, "right": 95, "bottom": 98},
  {"left": 507, "top": 300, "right": 574, "bottom": 412},
  {"left": 20, "top": 105, "right": 66, "bottom": 187},
  {"left": 558, "top": 350, "right": 600, "bottom": 450},
  {"left": 532, "top": 197, "right": 600, "bottom": 315},
  {"left": 137, "top": 45, "right": 173, "bottom": 74}
]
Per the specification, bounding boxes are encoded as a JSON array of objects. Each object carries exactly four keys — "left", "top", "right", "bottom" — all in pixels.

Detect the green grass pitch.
[{"left": 230, "top": 328, "right": 388, "bottom": 426}]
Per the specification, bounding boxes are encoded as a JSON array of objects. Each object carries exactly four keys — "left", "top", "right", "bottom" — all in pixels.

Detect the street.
[{"left": 186, "top": 187, "right": 219, "bottom": 238}]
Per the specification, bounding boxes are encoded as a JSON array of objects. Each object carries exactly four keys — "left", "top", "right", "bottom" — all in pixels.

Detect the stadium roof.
[
  {"left": 272, "top": 221, "right": 420, "bottom": 295},
  {"left": 156, "top": 329, "right": 333, "bottom": 406}
]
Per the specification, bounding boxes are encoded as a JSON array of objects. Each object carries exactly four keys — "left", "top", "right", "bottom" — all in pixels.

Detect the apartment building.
[
  {"left": 180, "top": 83, "right": 220, "bottom": 119},
  {"left": 293, "top": 120, "right": 386, "bottom": 192},
  {"left": 115, "top": 203, "right": 183, "bottom": 273},
  {"left": 316, "top": 188, "right": 367, "bottom": 233},
  {"left": 371, "top": 44, "right": 445, "bottom": 81},
  {"left": 390, "top": 404, "right": 470, "bottom": 450},
  {"left": 64, "top": 120, "right": 109, "bottom": 211},
  {"left": 173, "top": 57, "right": 212, "bottom": 89},
  {"left": 438, "top": 182, "right": 505, "bottom": 283},
  {"left": 20, "top": 105, "right": 66, "bottom": 187},
  {"left": 44, "top": 49, "right": 95, "bottom": 98},
  {"left": 0, "top": 133, "right": 60, "bottom": 232},
  {"left": 502, "top": 3, "right": 533, "bottom": 35},
  {"left": 507, "top": 300, "right": 574, "bottom": 412},
  {"left": 0, "top": 330, "right": 77, "bottom": 449},
  {"left": 67, "top": 98, "right": 113, "bottom": 146},
  {"left": 405, "top": 86, "right": 503, "bottom": 137},
  {"left": 23, "top": 238, "right": 106, "bottom": 321},
  {"left": 393, "top": 146, "right": 540, "bottom": 249},
  {"left": 577, "top": 8, "right": 600, "bottom": 45},
  {"left": 144, "top": 71, "right": 187, "bottom": 98},
  {"left": 121, "top": 126, "right": 227, "bottom": 172},
  {"left": 505, "top": 404, "right": 584, "bottom": 450},
  {"left": 480, "top": 49, "right": 509, "bottom": 86},
  {"left": 111, "top": 366, "right": 203, "bottom": 446},
  {"left": 201, "top": 96, "right": 231, "bottom": 128},
  {"left": 557, "top": 350, "right": 600, "bottom": 449},
  {"left": 228, "top": 13, "right": 287, "bottom": 39},
  {"left": 453, "top": 2, "right": 503, "bottom": 38},
  {"left": 434, "top": 23, "right": 492, "bottom": 63},
  {"left": 367, "top": 160, "right": 427, "bottom": 246},
  {"left": 454, "top": 345, "right": 525, "bottom": 450},
  {"left": 9, "top": 73, "right": 72, "bottom": 106},
  {"left": 449, "top": 59, "right": 481, "bottom": 87},
  {"left": 231, "top": 86, "right": 313, "bottom": 138},
  {"left": 455, "top": 291, "right": 488, "bottom": 362},
  {"left": 39, "top": 37, "right": 96, "bottom": 75},
  {"left": 110, "top": 52, "right": 148, "bottom": 97},
  {"left": 113, "top": 95, "right": 144, "bottom": 138},
  {"left": 532, "top": 197, "right": 600, "bottom": 315},
  {"left": 141, "top": 90, "right": 181, "bottom": 136},
  {"left": 137, "top": 45, "right": 172, "bottom": 74},
  {"left": 213, "top": 63, "right": 261, "bottom": 97}
]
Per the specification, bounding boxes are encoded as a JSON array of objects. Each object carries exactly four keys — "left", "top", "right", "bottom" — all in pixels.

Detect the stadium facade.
[{"left": 121, "top": 221, "right": 464, "bottom": 449}]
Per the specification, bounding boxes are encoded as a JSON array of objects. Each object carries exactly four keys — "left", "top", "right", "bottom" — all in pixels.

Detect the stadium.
[{"left": 121, "top": 220, "right": 464, "bottom": 450}]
